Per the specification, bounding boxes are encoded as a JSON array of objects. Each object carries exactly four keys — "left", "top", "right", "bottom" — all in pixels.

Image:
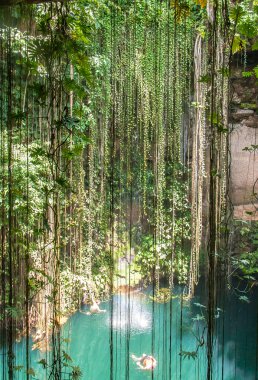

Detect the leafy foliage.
[
  {"left": 179, "top": 350, "right": 198, "bottom": 360},
  {"left": 229, "top": 0, "right": 258, "bottom": 53}
]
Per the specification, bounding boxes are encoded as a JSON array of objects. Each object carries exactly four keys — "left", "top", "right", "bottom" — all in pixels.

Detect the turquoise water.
[{"left": 2, "top": 283, "right": 258, "bottom": 379}]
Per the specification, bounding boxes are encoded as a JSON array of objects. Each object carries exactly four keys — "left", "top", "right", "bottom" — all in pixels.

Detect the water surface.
[{"left": 2, "top": 283, "right": 258, "bottom": 380}]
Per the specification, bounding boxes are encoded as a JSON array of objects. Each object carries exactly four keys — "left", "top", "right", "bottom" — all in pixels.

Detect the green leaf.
[
  {"left": 230, "top": 5, "right": 245, "bottom": 23},
  {"left": 254, "top": 66, "right": 258, "bottom": 79},
  {"left": 27, "top": 368, "right": 36, "bottom": 376},
  {"left": 242, "top": 145, "right": 258, "bottom": 152},
  {"left": 62, "top": 337, "right": 71, "bottom": 343},
  {"left": 252, "top": 40, "right": 258, "bottom": 51},
  {"left": 239, "top": 295, "right": 250, "bottom": 303},
  {"left": 63, "top": 78, "right": 87, "bottom": 99},
  {"left": 217, "top": 124, "right": 228, "bottom": 134},
  {"left": 62, "top": 350, "right": 73, "bottom": 362},
  {"left": 242, "top": 71, "right": 253, "bottom": 78},
  {"left": 71, "top": 365, "right": 83, "bottom": 379},
  {"left": 218, "top": 67, "right": 229, "bottom": 77},
  {"left": 14, "top": 365, "right": 23, "bottom": 372},
  {"left": 192, "top": 314, "right": 205, "bottom": 321},
  {"left": 38, "top": 359, "right": 47, "bottom": 369},
  {"left": 5, "top": 306, "right": 22, "bottom": 318},
  {"left": 198, "top": 74, "right": 211, "bottom": 83},
  {"left": 232, "top": 35, "right": 244, "bottom": 54},
  {"left": 56, "top": 176, "right": 69, "bottom": 189},
  {"left": 243, "top": 275, "right": 256, "bottom": 281},
  {"left": 193, "top": 302, "right": 206, "bottom": 308},
  {"left": 209, "top": 112, "right": 222, "bottom": 126},
  {"left": 30, "top": 146, "right": 47, "bottom": 158},
  {"left": 179, "top": 351, "right": 198, "bottom": 360},
  {"left": 238, "top": 17, "right": 258, "bottom": 39},
  {"left": 211, "top": 169, "right": 221, "bottom": 178}
]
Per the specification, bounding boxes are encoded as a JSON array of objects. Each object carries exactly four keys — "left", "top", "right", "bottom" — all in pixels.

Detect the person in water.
[
  {"left": 80, "top": 299, "right": 106, "bottom": 315},
  {"left": 131, "top": 353, "right": 157, "bottom": 370},
  {"left": 89, "top": 300, "right": 106, "bottom": 314}
]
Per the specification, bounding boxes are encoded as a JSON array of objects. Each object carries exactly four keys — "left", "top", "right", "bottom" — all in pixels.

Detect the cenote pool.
[{"left": 2, "top": 282, "right": 258, "bottom": 380}]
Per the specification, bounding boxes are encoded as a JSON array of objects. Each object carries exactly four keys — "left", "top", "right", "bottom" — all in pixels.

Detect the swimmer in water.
[
  {"left": 89, "top": 300, "right": 106, "bottom": 314},
  {"left": 131, "top": 353, "right": 157, "bottom": 370},
  {"left": 81, "top": 300, "right": 106, "bottom": 315}
]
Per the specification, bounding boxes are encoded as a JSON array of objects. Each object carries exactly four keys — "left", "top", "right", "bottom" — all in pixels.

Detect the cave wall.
[{"left": 230, "top": 52, "right": 258, "bottom": 220}]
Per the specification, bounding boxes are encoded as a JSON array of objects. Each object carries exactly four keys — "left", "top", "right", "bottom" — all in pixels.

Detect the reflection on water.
[
  {"left": 108, "top": 293, "right": 152, "bottom": 333},
  {"left": 0, "top": 282, "right": 258, "bottom": 379}
]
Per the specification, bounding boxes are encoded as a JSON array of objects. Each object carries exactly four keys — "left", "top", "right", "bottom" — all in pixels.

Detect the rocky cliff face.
[{"left": 230, "top": 51, "right": 258, "bottom": 220}]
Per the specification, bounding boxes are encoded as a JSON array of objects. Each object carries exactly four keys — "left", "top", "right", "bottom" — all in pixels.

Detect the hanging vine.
[{"left": 0, "top": 0, "right": 256, "bottom": 378}]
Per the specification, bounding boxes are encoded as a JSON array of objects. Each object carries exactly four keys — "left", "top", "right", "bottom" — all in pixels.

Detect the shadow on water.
[{"left": 1, "top": 278, "right": 258, "bottom": 379}]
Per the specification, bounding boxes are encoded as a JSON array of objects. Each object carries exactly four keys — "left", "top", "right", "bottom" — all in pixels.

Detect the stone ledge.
[
  {"left": 241, "top": 115, "right": 258, "bottom": 128},
  {"left": 235, "top": 109, "right": 255, "bottom": 117},
  {"left": 234, "top": 204, "right": 258, "bottom": 221},
  {"left": 231, "top": 113, "right": 258, "bottom": 128}
]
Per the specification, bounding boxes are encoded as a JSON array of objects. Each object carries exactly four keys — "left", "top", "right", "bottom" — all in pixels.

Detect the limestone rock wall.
[{"left": 230, "top": 52, "right": 258, "bottom": 220}]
